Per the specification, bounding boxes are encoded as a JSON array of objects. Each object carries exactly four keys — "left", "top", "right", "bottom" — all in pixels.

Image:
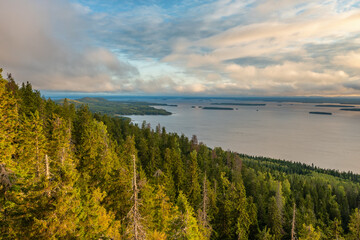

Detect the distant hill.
[{"left": 56, "top": 97, "right": 172, "bottom": 116}]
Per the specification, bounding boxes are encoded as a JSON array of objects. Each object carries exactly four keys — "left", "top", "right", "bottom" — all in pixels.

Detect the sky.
[{"left": 1, "top": 0, "right": 360, "bottom": 96}]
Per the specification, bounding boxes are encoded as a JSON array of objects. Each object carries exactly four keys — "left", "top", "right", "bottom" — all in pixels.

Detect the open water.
[{"left": 122, "top": 98, "right": 360, "bottom": 173}]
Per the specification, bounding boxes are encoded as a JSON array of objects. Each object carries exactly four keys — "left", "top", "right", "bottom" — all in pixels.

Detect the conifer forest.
[{"left": 1, "top": 69, "right": 360, "bottom": 239}]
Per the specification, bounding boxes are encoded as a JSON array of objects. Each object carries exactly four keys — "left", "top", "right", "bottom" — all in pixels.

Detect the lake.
[{"left": 120, "top": 98, "right": 360, "bottom": 173}]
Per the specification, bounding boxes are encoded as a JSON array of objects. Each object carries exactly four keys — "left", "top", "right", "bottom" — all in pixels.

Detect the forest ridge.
[{"left": 1, "top": 69, "right": 360, "bottom": 239}]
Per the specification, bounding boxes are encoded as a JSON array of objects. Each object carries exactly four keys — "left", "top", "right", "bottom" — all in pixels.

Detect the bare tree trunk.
[
  {"left": 60, "top": 147, "right": 65, "bottom": 166},
  {"left": 128, "top": 154, "right": 145, "bottom": 240},
  {"left": 45, "top": 154, "right": 51, "bottom": 197},
  {"left": 45, "top": 154, "right": 50, "bottom": 180},
  {"left": 291, "top": 202, "right": 296, "bottom": 240},
  {"left": 133, "top": 154, "right": 138, "bottom": 240},
  {"left": 202, "top": 172, "right": 207, "bottom": 226},
  {"left": 36, "top": 135, "right": 40, "bottom": 177}
]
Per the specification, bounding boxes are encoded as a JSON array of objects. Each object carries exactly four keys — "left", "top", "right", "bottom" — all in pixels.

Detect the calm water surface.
[{"left": 123, "top": 99, "right": 360, "bottom": 173}]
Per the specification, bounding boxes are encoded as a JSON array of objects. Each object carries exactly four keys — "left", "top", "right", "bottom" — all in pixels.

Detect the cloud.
[
  {"left": 344, "top": 80, "right": 360, "bottom": 90},
  {"left": 217, "top": 61, "right": 349, "bottom": 96},
  {"left": 161, "top": 1, "right": 360, "bottom": 96},
  {"left": 333, "top": 50, "right": 360, "bottom": 69},
  {"left": 1, "top": 0, "right": 360, "bottom": 96},
  {"left": 0, "top": 0, "right": 138, "bottom": 92}
]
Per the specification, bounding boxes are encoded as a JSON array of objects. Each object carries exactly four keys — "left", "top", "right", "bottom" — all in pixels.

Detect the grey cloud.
[
  {"left": 226, "top": 57, "right": 283, "bottom": 68},
  {"left": 344, "top": 81, "right": 360, "bottom": 90},
  {"left": 0, "top": 0, "right": 139, "bottom": 92},
  {"left": 133, "top": 76, "right": 177, "bottom": 93}
]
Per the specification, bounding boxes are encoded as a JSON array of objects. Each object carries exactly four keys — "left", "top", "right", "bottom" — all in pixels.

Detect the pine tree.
[
  {"left": 163, "top": 148, "right": 176, "bottom": 200},
  {"left": 172, "top": 141, "right": 185, "bottom": 193},
  {"left": 268, "top": 182, "right": 284, "bottom": 240},
  {"left": 104, "top": 136, "right": 133, "bottom": 220},
  {"left": 0, "top": 70, "right": 19, "bottom": 237},
  {"left": 177, "top": 191, "right": 205, "bottom": 240},
  {"left": 188, "top": 150, "right": 201, "bottom": 207},
  {"left": 17, "top": 111, "right": 47, "bottom": 179},
  {"left": 0, "top": 70, "right": 18, "bottom": 167},
  {"left": 348, "top": 208, "right": 360, "bottom": 240},
  {"left": 141, "top": 184, "right": 180, "bottom": 238},
  {"left": 198, "top": 173, "right": 212, "bottom": 239},
  {"left": 19, "top": 81, "right": 43, "bottom": 116},
  {"left": 257, "top": 226, "right": 275, "bottom": 240},
  {"left": 236, "top": 179, "right": 256, "bottom": 240},
  {"left": 31, "top": 115, "right": 82, "bottom": 239},
  {"left": 298, "top": 224, "right": 321, "bottom": 240},
  {"left": 76, "top": 118, "right": 115, "bottom": 188},
  {"left": 78, "top": 188, "right": 121, "bottom": 239}
]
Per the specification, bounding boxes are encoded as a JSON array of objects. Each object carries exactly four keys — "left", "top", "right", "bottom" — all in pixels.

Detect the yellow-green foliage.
[{"left": 1, "top": 74, "right": 360, "bottom": 240}]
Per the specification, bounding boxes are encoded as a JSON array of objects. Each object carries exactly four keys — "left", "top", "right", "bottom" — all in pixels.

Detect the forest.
[
  {"left": 56, "top": 97, "right": 172, "bottom": 116},
  {"left": 1, "top": 69, "right": 360, "bottom": 240}
]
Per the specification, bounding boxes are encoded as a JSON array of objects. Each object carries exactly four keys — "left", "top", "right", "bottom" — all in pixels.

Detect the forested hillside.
[
  {"left": 56, "top": 97, "right": 172, "bottom": 116},
  {"left": 1, "top": 69, "right": 360, "bottom": 240}
]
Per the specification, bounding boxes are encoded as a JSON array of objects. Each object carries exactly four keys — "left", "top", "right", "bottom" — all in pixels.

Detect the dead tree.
[
  {"left": 200, "top": 172, "right": 212, "bottom": 239},
  {"left": 291, "top": 202, "right": 296, "bottom": 240},
  {"left": 202, "top": 173, "right": 208, "bottom": 226},
  {"left": 44, "top": 154, "right": 52, "bottom": 197},
  {"left": 45, "top": 154, "right": 50, "bottom": 180},
  {"left": 127, "top": 155, "right": 145, "bottom": 240}
]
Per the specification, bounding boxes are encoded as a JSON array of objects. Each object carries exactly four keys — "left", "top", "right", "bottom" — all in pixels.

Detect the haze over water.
[{"left": 124, "top": 99, "right": 360, "bottom": 173}]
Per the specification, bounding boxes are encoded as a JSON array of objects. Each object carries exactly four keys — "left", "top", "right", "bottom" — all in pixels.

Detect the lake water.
[{"left": 122, "top": 98, "right": 360, "bottom": 173}]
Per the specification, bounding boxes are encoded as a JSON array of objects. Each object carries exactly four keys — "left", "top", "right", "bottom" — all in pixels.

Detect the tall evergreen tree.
[
  {"left": 188, "top": 150, "right": 201, "bottom": 207},
  {"left": 348, "top": 208, "right": 360, "bottom": 240},
  {"left": 0, "top": 69, "right": 18, "bottom": 168},
  {"left": 177, "top": 191, "right": 205, "bottom": 240}
]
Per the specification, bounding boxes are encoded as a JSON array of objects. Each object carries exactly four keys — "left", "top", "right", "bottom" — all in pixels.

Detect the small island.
[
  {"left": 309, "top": 111, "right": 332, "bottom": 115},
  {"left": 315, "top": 105, "right": 355, "bottom": 108},
  {"left": 211, "top": 103, "right": 266, "bottom": 106},
  {"left": 203, "top": 107, "right": 234, "bottom": 110},
  {"left": 340, "top": 108, "right": 360, "bottom": 111}
]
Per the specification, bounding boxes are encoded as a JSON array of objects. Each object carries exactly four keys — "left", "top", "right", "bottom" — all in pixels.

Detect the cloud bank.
[{"left": 0, "top": 0, "right": 138, "bottom": 92}]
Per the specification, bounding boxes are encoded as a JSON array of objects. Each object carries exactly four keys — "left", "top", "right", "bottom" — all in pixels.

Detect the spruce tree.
[{"left": 348, "top": 208, "right": 360, "bottom": 240}]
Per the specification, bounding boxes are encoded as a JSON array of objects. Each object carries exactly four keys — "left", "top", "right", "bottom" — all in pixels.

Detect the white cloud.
[
  {"left": 333, "top": 50, "right": 360, "bottom": 69},
  {"left": 161, "top": 1, "right": 360, "bottom": 95}
]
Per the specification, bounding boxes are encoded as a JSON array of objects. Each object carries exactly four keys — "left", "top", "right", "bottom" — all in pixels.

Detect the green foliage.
[
  {"left": 348, "top": 208, "right": 360, "bottom": 240},
  {"left": 298, "top": 224, "right": 322, "bottom": 240},
  {"left": 177, "top": 191, "right": 205, "bottom": 240},
  {"left": 58, "top": 97, "right": 172, "bottom": 116},
  {"left": 1, "top": 75, "right": 360, "bottom": 239},
  {"left": 0, "top": 70, "right": 18, "bottom": 169}
]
